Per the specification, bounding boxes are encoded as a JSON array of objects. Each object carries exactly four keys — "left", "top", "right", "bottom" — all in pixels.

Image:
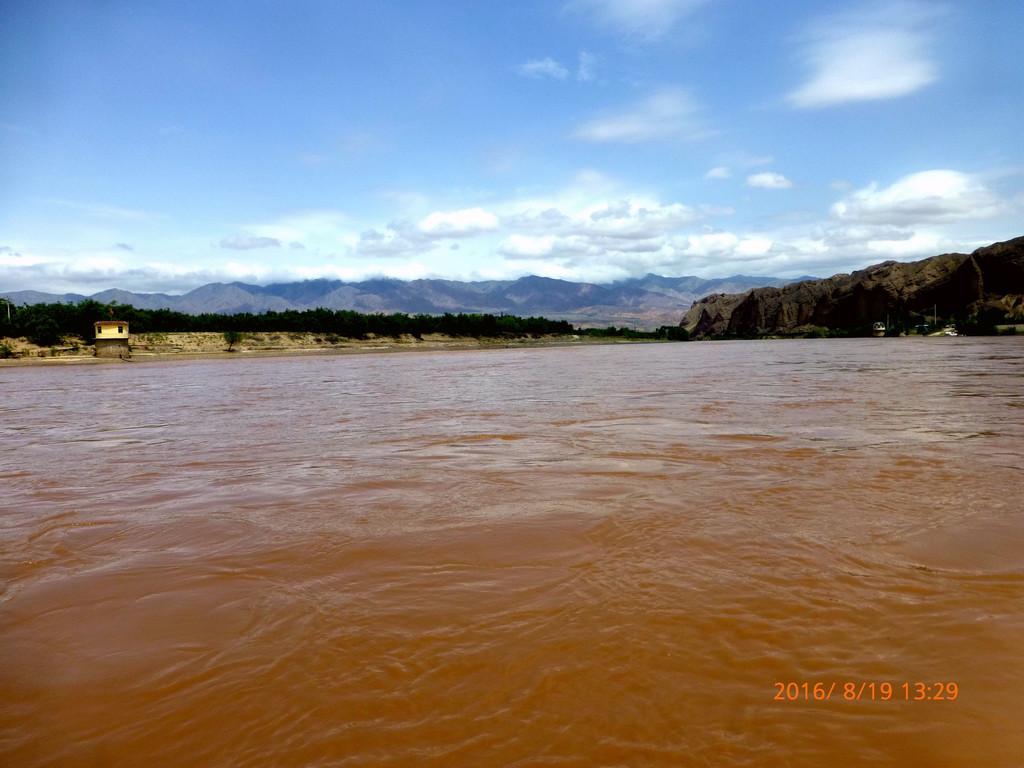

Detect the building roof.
[{"left": 94, "top": 320, "right": 129, "bottom": 327}]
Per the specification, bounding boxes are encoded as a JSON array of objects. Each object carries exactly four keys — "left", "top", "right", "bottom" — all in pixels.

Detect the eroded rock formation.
[{"left": 682, "top": 236, "right": 1024, "bottom": 338}]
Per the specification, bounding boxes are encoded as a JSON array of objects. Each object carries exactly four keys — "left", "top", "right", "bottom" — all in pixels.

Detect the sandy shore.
[{"left": 0, "top": 331, "right": 663, "bottom": 366}]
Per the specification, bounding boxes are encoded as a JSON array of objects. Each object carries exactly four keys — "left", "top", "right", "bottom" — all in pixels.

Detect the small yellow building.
[{"left": 94, "top": 320, "right": 131, "bottom": 358}]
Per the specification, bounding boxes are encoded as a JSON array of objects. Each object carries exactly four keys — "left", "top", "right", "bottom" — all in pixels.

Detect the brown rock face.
[{"left": 682, "top": 236, "right": 1024, "bottom": 338}]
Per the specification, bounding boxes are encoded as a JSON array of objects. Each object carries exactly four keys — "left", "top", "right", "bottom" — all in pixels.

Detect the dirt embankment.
[{"left": 1, "top": 331, "right": 643, "bottom": 365}]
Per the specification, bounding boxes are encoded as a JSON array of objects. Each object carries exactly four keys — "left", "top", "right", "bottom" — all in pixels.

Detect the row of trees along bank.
[{"left": 0, "top": 299, "right": 690, "bottom": 347}]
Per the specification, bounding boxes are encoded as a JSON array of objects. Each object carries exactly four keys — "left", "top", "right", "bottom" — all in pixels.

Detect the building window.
[{"left": 118, "top": 327, "right": 124, "bottom": 334}]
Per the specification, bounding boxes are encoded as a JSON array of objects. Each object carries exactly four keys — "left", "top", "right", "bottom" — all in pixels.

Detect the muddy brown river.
[{"left": 2, "top": 338, "right": 1022, "bottom": 767}]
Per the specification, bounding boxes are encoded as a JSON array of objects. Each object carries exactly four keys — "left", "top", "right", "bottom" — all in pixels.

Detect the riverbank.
[{"left": 0, "top": 331, "right": 664, "bottom": 366}]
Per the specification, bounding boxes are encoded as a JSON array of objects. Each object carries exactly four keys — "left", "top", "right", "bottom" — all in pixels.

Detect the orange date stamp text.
[{"left": 773, "top": 682, "right": 958, "bottom": 702}]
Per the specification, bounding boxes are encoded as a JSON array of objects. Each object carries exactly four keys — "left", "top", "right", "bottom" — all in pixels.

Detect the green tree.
[
  {"left": 657, "top": 325, "right": 690, "bottom": 341},
  {"left": 224, "top": 330, "right": 244, "bottom": 351},
  {"left": 26, "top": 316, "right": 63, "bottom": 347}
]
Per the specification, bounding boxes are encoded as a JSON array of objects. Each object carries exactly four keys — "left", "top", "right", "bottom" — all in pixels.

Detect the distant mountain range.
[
  {"left": 683, "top": 236, "right": 1024, "bottom": 338},
  {"left": 2, "top": 274, "right": 810, "bottom": 330}
]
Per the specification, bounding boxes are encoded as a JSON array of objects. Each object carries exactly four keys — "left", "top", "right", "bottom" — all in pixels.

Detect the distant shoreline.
[{"left": 0, "top": 332, "right": 668, "bottom": 367}]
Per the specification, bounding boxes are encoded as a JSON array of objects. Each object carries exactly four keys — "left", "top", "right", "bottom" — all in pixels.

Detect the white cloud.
[
  {"left": 354, "top": 222, "right": 428, "bottom": 257},
  {"left": 501, "top": 194, "right": 703, "bottom": 241},
  {"left": 217, "top": 208, "right": 357, "bottom": 254},
  {"left": 718, "top": 152, "right": 774, "bottom": 168},
  {"left": 504, "top": 207, "right": 574, "bottom": 232},
  {"left": 0, "top": 252, "right": 229, "bottom": 294},
  {"left": 5, "top": 163, "right": 1017, "bottom": 296},
  {"left": 581, "top": 199, "right": 700, "bottom": 237},
  {"left": 492, "top": 192, "right": 717, "bottom": 275},
  {"left": 830, "top": 170, "right": 1009, "bottom": 225},
  {"left": 40, "top": 198, "right": 153, "bottom": 222},
  {"left": 573, "top": 87, "right": 709, "bottom": 143},
  {"left": 565, "top": 168, "right": 621, "bottom": 197},
  {"left": 219, "top": 234, "right": 282, "bottom": 250},
  {"left": 256, "top": 209, "right": 353, "bottom": 245},
  {"left": 352, "top": 208, "right": 500, "bottom": 259},
  {"left": 417, "top": 208, "right": 499, "bottom": 237},
  {"left": 747, "top": 172, "right": 794, "bottom": 189},
  {"left": 566, "top": 0, "right": 713, "bottom": 40},
  {"left": 498, "top": 235, "right": 563, "bottom": 260},
  {"left": 517, "top": 58, "right": 569, "bottom": 80},
  {"left": 818, "top": 225, "right": 915, "bottom": 248},
  {"left": 0, "top": 246, "right": 46, "bottom": 267},
  {"left": 577, "top": 51, "right": 597, "bottom": 82},
  {"left": 699, "top": 204, "right": 735, "bottom": 216},
  {"left": 476, "top": 167, "right": 1017, "bottom": 280},
  {"left": 705, "top": 166, "right": 731, "bottom": 179},
  {"left": 787, "top": 1, "right": 941, "bottom": 108}
]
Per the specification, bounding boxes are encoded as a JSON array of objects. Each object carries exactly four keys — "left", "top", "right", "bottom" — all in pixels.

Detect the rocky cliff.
[{"left": 682, "top": 236, "right": 1024, "bottom": 338}]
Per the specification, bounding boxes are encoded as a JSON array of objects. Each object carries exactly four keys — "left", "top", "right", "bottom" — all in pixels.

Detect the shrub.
[
  {"left": 223, "top": 330, "right": 245, "bottom": 351},
  {"left": 27, "top": 318, "right": 63, "bottom": 347},
  {"left": 658, "top": 325, "right": 691, "bottom": 341}
]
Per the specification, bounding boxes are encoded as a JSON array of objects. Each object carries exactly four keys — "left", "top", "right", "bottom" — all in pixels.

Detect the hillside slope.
[{"left": 682, "top": 237, "right": 1024, "bottom": 338}]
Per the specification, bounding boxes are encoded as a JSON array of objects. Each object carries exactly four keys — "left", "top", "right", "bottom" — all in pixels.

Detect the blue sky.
[{"left": 2, "top": 0, "right": 1022, "bottom": 294}]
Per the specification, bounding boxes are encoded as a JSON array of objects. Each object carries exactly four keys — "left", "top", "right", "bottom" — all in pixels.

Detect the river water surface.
[{"left": 2, "top": 338, "right": 1022, "bottom": 767}]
